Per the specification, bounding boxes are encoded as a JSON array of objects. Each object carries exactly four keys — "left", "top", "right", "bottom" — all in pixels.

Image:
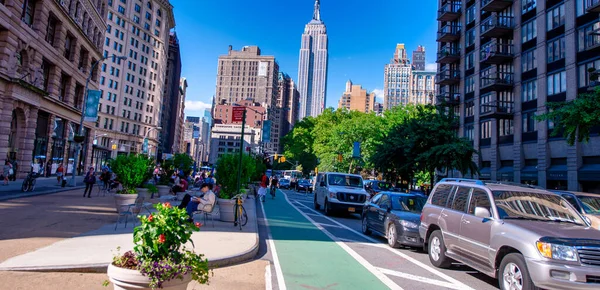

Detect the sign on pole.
[
  {"left": 262, "top": 120, "right": 271, "bottom": 142},
  {"left": 232, "top": 107, "right": 245, "bottom": 122},
  {"left": 84, "top": 90, "right": 101, "bottom": 122},
  {"left": 353, "top": 141, "right": 361, "bottom": 158},
  {"left": 142, "top": 138, "right": 149, "bottom": 154}
]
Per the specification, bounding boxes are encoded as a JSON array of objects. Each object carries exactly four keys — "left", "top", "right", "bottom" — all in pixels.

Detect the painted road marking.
[
  {"left": 316, "top": 222, "right": 346, "bottom": 229},
  {"left": 259, "top": 201, "right": 287, "bottom": 290},
  {"left": 376, "top": 267, "right": 465, "bottom": 290},
  {"left": 265, "top": 264, "right": 272, "bottom": 290},
  {"left": 282, "top": 192, "right": 404, "bottom": 290},
  {"left": 293, "top": 201, "right": 477, "bottom": 290}
]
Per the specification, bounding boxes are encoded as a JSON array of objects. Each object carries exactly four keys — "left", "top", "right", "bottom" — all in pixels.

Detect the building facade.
[
  {"left": 158, "top": 31, "right": 182, "bottom": 158},
  {"left": 297, "top": 0, "right": 328, "bottom": 119},
  {"left": 208, "top": 123, "right": 261, "bottom": 164},
  {"left": 436, "top": 0, "right": 600, "bottom": 192},
  {"left": 338, "top": 80, "right": 376, "bottom": 113},
  {"left": 0, "top": 0, "right": 108, "bottom": 177},
  {"left": 410, "top": 70, "right": 436, "bottom": 105},
  {"left": 95, "top": 0, "right": 174, "bottom": 161},
  {"left": 276, "top": 72, "right": 300, "bottom": 152},
  {"left": 412, "top": 45, "right": 426, "bottom": 70},
  {"left": 173, "top": 76, "right": 186, "bottom": 154},
  {"left": 384, "top": 44, "right": 412, "bottom": 109}
]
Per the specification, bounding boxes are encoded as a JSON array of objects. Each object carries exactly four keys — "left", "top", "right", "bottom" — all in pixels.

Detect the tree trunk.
[{"left": 348, "top": 159, "right": 354, "bottom": 174}]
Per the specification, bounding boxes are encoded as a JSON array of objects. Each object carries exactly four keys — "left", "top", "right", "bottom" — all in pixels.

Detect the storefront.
[
  {"left": 92, "top": 145, "right": 111, "bottom": 171},
  {"left": 579, "top": 156, "right": 600, "bottom": 193},
  {"left": 520, "top": 166, "right": 538, "bottom": 186},
  {"left": 498, "top": 161, "right": 514, "bottom": 182}
]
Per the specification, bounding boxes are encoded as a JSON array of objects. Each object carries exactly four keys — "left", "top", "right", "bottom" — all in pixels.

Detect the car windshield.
[
  {"left": 392, "top": 195, "right": 427, "bottom": 213},
  {"left": 299, "top": 180, "right": 310, "bottom": 185},
  {"left": 327, "top": 174, "right": 363, "bottom": 188},
  {"left": 578, "top": 196, "right": 600, "bottom": 215},
  {"left": 493, "top": 191, "right": 586, "bottom": 225},
  {"left": 376, "top": 182, "right": 393, "bottom": 190}
]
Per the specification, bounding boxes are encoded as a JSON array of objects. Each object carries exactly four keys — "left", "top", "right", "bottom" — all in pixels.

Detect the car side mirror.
[
  {"left": 474, "top": 207, "right": 492, "bottom": 219},
  {"left": 320, "top": 181, "right": 325, "bottom": 187}
]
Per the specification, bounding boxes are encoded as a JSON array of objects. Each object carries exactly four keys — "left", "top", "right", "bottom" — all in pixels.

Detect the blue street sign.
[
  {"left": 84, "top": 90, "right": 101, "bottom": 122},
  {"left": 262, "top": 120, "right": 271, "bottom": 142}
]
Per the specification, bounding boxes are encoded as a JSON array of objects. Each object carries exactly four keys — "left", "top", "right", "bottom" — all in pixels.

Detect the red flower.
[
  {"left": 147, "top": 215, "right": 154, "bottom": 222},
  {"left": 157, "top": 234, "right": 166, "bottom": 244},
  {"left": 163, "top": 202, "right": 171, "bottom": 208},
  {"left": 195, "top": 222, "right": 202, "bottom": 228}
]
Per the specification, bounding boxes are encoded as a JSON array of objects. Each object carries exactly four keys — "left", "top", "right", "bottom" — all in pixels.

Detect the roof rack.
[
  {"left": 482, "top": 181, "right": 545, "bottom": 190},
  {"left": 439, "top": 178, "right": 485, "bottom": 185}
]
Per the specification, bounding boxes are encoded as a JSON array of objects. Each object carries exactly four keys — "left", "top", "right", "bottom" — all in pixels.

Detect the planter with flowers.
[
  {"left": 109, "top": 154, "right": 154, "bottom": 213},
  {"left": 106, "top": 202, "right": 210, "bottom": 289}
]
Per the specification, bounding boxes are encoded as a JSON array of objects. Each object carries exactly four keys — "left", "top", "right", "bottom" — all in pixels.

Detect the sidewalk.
[
  {"left": 0, "top": 189, "right": 259, "bottom": 272},
  {"left": 0, "top": 176, "right": 86, "bottom": 201}
]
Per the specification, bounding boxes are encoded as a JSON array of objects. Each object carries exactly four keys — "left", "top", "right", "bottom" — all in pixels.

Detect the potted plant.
[
  {"left": 215, "top": 154, "right": 256, "bottom": 222},
  {"left": 106, "top": 202, "right": 210, "bottom": 289},
  {"left": 145, "top": 183, "right": 158, "bottom": 199},
  {"left": 109, "top": 154, "right": 154, "bottom": 213}
]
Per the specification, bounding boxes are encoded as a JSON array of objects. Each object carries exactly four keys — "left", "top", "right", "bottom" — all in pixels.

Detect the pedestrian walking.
[
  {"left": 258, "top": 172, "right": 268, "bottom": 202},
  {"left": 2, "top": 160, "right": 12, "bottom": 186},
  {"left": 56, "top": 163, "right": 64, "bottom": 185},
  {"left": 83, "top": 167, "right": 96, "bottom": 198}
]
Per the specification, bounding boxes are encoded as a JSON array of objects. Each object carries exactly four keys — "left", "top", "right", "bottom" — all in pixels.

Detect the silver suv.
[{"left": 419, "top": 178, "right": 600, "bottom": 290}]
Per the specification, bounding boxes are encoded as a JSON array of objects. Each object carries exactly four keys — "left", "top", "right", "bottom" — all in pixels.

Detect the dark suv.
[{"left": 364, "top": 180, "right": 394, "bottom": 198}]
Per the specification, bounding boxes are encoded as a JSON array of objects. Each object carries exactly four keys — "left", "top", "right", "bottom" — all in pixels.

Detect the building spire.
[{"left": 313, "top": 0, "right": 321, "bottom": 21}]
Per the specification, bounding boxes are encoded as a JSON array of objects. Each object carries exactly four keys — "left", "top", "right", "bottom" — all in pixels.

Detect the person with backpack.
[{"left": 83, "top": 167, "right": 96, "bottom": 198}]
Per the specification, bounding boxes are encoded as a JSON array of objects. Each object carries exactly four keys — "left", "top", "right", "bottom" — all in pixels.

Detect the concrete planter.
[
  {"left": 114, "top": 194, "right": 138, "bottom": 214},
  {"left": 107, "top": 263, "right": 192, "bottom": 290},
  {"left": 137, "top": 188, "right": 151, "bottom": 201},
  {"left": 157, "top": 185, "right": 170, "bottom": 197},
  {"left": 218, "top": 198, "right": 236, "bottom": 222}
]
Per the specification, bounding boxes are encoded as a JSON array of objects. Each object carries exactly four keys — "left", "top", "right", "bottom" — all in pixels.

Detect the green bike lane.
[{"left": 261, "top": 192, "right": 394, "bottom": 290}]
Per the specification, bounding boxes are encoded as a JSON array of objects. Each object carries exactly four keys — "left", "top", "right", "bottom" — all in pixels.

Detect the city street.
[{"left": 260, "top": 189, "right": 499, "bottom": 290}]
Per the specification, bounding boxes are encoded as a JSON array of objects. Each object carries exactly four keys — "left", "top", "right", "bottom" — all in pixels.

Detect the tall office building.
[
  {"left": 159, "top": 32, "right": 182, "bottom": 158},
  {"left": 96, "top": 0, "right": 174, "bottom": 159},
  {"left": 412, "top": 45, "right": 426, "bottom": 70},
  {"left": 383, "top": 44, "right": 412, "bottom": 109},
  {"left": 173, "top": 77, "right": 187, "bottom": 154},
  {"left": 0, "top": 0, "right": 108, "bottom": 176},
  {"left": 276, "top": 72, "right": 300, "bottom": 152},
  {"left": 297, "top": 0, "right": 329, "bottom": 119},
  {"left": 436, "top": 0, "right": 600, "bottom": 192},
  {"left": 338, "top": 80, "right": 376, "bottom": 113}
]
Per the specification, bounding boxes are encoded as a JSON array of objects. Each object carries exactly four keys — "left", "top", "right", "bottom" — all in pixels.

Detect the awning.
[
  {"left": 548, "top": 165, "right": 568, "bottom": 181},
  {"left": 498, "top": 166, "right": 514, "bottom": 180},
  {"left": 579, "top": 164, "right": 600, "bottom": 181},
  {"left": 521, "top": 166, "right": 538, "bottom": 180},
  {"left": 479, "top": 167, "right": 491, "bottom": 179}
]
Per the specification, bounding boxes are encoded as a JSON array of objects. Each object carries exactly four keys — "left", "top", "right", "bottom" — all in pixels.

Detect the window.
[
  {"left": 578, "top": 60, "right": 600, "bottom": 87},
  {"left": 522, "top": 111, "right": 537, "bottom": 132},
  {"left": 577, "top": 21, "right": 600, "bottom": 52},
  {"left": 499, "top": 119, "right": 514, "bottom": 136},
  {"left": 465, "top": 125, "right": 474, "bottom": 140},
  {"left": 45, "top": 14, "right": 57, "bottom": 45},
  {"left": 144, "top": 23, "right": 150, "bottom": 30},
  {"left": 118, "top": 5, "right": 125, "bottom": 14},
  {"left": 466, "top": 28, "right": 475, "bottom": 47},
  {"left": 133, "top": 15, "right": 140, "bottom": 24},
  {"left": 135, "top": 4, "right": 141, "bottom": 12},
  {"left": 481, "top": 121, "right": 492, "bottom": 139},
  {"left": 431, "top": 185, "right": 453, "bottom": 207},
  {"left": 154, "top": 29, "right": 159, "bottom": 36},
  {"left": 467, "top": 189, "right": 492, "bottom": 215},
  {"left": 547, "top": 37, "right": 566, "bottom": 63},
  {"left": 521, "top": 49, "right": 536, "bottom": 72},
  {"left": 108, "top": 0, "right": 113, "bottom": 6},
  {"left": 451, "top": 187, "right": 471, "bottom": 212},
  {"left": 145, "top": 12, "right": 151, "bottom": 20},
  {"left": 58, "top": 74, "right": 69, "bottom": 102},
  {"left": 465, "top": 52, "right": 474, "bottom": 70},
  {"left": 155, "top": 19, "right": 160, "bottom": 27},
  {"left": 522, "top": 0, "right": 536, "bottom": 13},
  {"left": 577, "top": 0, "right": 596, "bottom": 16},
  {"left": 547, "top": 4, "right": 565, "bottom": 31},
  {"left": 522, "top": 79, "right": 537, "bottom": 101},
  {"left": 157, "top": 9, "right": 162, "bottom": 17},
  {"left": 64, "top": 35, "right": 74, "bottom": 60},
  {"left": 547, "top": 70, "right": 567, "bottom": 95},
  {"left": 466, "top": 5, "right": 476, "bottom": 24},
  {"left": 147, "top": 2, "right": 152, "bottom": 10},
  {"left": 21, "top": 0, "right": 36, "bottom": 26},
  {"left": 465, "top": 101, "right": 474, "bottom": 117},
  {"left": 41, "top": 59, "right": 51, "bottom": 91},
  {"left": 522, "top": 19, "right": 537, "bottom": 43},
  {"left": 465, "top": 75, "right": 475, "bottom": 93}
]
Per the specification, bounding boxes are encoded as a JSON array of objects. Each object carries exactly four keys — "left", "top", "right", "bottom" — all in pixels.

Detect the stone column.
[
  {"left": 16, "top": 106, "right": 39, "bottom": 178},
  {"left": 0, "top": 101, "right": 14, "bottom": 161}
]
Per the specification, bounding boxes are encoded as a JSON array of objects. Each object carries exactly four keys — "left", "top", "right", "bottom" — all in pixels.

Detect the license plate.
[{"left": 348, "top": 207, "right": 355, "bottom": 212}]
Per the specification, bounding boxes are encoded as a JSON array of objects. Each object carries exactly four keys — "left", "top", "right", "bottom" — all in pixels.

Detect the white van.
[{"left": 313, "top": 172, "right": 368, "bottom": 215}]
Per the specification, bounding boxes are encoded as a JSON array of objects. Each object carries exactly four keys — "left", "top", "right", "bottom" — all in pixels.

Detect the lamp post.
[
  {"left": 143, "top": 126, "right": 162, "bottom": 158},
  {"left": 70, "top": 54, "right": 127, "bottom": 187}
]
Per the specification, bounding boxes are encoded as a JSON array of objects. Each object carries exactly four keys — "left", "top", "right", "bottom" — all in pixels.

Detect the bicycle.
[
  {"left": 270, "top": 185, "right": 277, "bottom": 199},
  {"left": 233, "top": 193, "right": 248, "bottom": 230},
  {"left": 21, "top": 172, "right": 39, "bottom": 192}
]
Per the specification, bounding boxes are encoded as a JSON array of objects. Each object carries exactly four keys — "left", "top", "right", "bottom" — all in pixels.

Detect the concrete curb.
[{"left": 0, "top": 186, "right": 86, "bottom": 202}]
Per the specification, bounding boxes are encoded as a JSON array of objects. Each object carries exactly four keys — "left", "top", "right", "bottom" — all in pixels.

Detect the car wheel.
[
  {"left": 387, "top": 223, "right": 400, "bottom": 248},
  {"left": 362, "top": 215, "right": 371, "bottom": 235},
  {"left": 499, "top": 253, "right": 537, "bottom": 290},
  {"left": 314, "top": 194, "right": 320, "bottom": 210},
  {"left": 324, "top": 199, "right": 332, "bottom": 216},
  {"left": 428, "top": 230, "right": 452, "bottom": 268}
]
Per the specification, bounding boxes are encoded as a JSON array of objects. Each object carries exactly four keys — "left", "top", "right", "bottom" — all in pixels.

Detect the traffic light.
[
  {"left": 315, "top": 167, "right": 319, "bottom": 174},
  {"left": 280, "top": 156, "right": 286, "bottom": 163},
  {"left": 112, "top": 144, "right": 117, "bottom": 150},
  {"left": 274, "top": 154, "right": 278, "bottom": 162}
]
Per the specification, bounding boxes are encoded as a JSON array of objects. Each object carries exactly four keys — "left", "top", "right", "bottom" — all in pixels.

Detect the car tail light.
[{"left": 420, "top": 212, "right": 424, "bottom": 222}]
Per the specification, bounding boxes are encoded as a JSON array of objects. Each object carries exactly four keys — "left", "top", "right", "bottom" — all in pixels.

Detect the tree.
[
  {"left": 215, "top": 153, "right": 256, "bottom": 199},
  {"left": 109, "top": 154, "right": 154, "bottom": 193},
  {"left": 282, "top": 117, "right": 318, "bottom": 175},
  {"left": 536, "top": 87, "right": 600, "bottom": 146}
]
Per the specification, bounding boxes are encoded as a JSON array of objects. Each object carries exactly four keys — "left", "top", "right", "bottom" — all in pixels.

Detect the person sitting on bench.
[{"left": 178, "top": 183, "right": 216, "bottom": 221}]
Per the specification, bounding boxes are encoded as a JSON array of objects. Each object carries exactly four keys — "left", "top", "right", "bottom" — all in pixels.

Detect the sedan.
[
  {"left": 362, "top": 192, "right": 427, "bottom": 248},
  {"left": 296, "top": 179, "right": 313, "bottom": 193},
  {"left": 279, "top": 178, "right": 291, "bottom": 189}
]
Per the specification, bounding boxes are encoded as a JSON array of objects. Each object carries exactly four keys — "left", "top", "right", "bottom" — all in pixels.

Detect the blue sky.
[{"left": 172, "top": 0, "right": 439, "bottom": 118}]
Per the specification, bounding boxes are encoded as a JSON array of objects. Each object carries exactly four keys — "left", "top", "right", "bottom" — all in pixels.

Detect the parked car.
[
  {"left": 362, "top": 192, "right": 427, "bottom": 248},
  {"left": 552, "top": 190, "right": 600, "bottom": 229},
  {"left": 364, "top": 180, "right": 395, "bottom": 198},
  {"left": 420, "top": 178, "right": 600, "bottom": 290},
  {"left": 313, "top": 172, "right": 368, "bottom": 216},
  {"left": 279, "top": 178, "right": 291, "bottom": 189},
  {"left": 296, "top": 179, "right": 313, "bottom": 193}
]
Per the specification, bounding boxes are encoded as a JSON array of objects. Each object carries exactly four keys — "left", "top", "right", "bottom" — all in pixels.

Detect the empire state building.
[{"left": 297, "top": 0, "right": 329, "bottom": 119}]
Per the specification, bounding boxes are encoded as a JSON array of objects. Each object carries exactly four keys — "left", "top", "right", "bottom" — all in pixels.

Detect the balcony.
[
  {"left": 480, "top": 41, "right": 514, "bottom": 64},
  {"left": 480, "top": 99, "right": 514, "bottom": 119},
  {"left": 436, "top": 92, "right": 461, "bottom": 106},
  {"left": 436, "top": 69, "right": 461, "bottom": 85},
  {"left": 438, "top": 1, "right": 462, "bottom": 22},
  {"left": 437, "top": 46, "right": 460, "bottom": 63},
  {"left": 480, "top": 69, "right": 513, "bottom": 91},
  {"left": 481, "top": 0, "right": 513, "bottom": 12},
  {"left": 481, "top": 16, "right": 514, "bottom": 38},
  {"left": 588, "top": 0, "right": 600, "bottom": 13},
  {"left": 437, "top": 25, "right": 461, "bottom": 42}
]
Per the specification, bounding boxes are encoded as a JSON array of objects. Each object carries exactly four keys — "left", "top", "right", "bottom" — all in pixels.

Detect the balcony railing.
[
  {"left": 480, "top": 98, "right": 514, "bottom": 118},
  {"left": 438, "top": 1, "right": 462, "bottom": 22},
  {"left": 437, "top": 46, "right": 461, "bottom": 63},
  {"left": 480, "top": 69, "right": 514, "bottom": 90},
  {"left": 437, "top": 25, "right": 461, "bottom": 42},
  {"left": 481, "top": 0, "right": 513, "bottom": 12},
  {"left": 436, "top": 69, "right": 461, "bottom": 85},
  {"left": 480, "top": 41, "right": 514, "bottom": 64},
  {"left": 481, "top": 16, "right": 514, "bottom": 38},
  {"left": 436, "top": 92, "right": 461, "bottom": 106},
  {"left": 588, "top": 0, "right": 600, "bottom": 13}
]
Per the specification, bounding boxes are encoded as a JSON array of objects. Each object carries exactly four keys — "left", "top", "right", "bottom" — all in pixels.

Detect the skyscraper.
[
  {"left": 159, "top": 32, "right": 183, "bottom": 158},
  {"left": 297, "top": 0, "right": 329, "bottom": 119},
  {"left": 412, "top": 45, "right": 426, "bottom": 71},
  {"left": 383, "top": 44, "right": 412, "bottom": 109},
  {"left": 338, "top": 80, "right": 376, "bottom": 113}
]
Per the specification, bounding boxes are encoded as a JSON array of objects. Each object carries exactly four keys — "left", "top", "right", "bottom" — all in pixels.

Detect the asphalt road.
[{"left": 259, "top": 189, "right": 500, "bottom": 290}]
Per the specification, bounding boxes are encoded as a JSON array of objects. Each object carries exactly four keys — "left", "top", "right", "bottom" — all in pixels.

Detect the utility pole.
[{"left": 236, "top": 108, "right": 247, "bottom": 195}]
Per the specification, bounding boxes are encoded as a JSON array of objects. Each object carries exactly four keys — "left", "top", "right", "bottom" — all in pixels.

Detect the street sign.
[
  {"left": 142, "top": 138, "right": 149, "bottom": 154},
  {"left": 232, "top": 107, "right": 245, "bottom": 122},
  {"left": 262, "top": 120, "right": 271, "bottom": 142},
  {"left": 84, "top": 90, "right": 101, "bottom": 122},
  {"left": 353, "top": 142, "right": 361, "bottom": 158}
]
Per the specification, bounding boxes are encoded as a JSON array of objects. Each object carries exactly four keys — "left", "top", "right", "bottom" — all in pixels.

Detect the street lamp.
[
  {"left": 143, "top": 126, "right": 162, "bottom": 158},
  {"left": 70, "top": 54, "right": 127, "bottom": 187}
]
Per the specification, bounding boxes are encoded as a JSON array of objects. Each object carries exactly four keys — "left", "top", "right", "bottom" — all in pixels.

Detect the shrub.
[{"left": 109, "top": 154, "right": 153, "bottom": 194}]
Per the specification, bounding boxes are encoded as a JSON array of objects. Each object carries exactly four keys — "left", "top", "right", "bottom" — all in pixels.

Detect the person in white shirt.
[{"left": 184, "top": 183, "right": 216, "bottom": 221}]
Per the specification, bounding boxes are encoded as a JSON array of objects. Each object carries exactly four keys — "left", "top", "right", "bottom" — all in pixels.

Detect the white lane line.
[
  {"left": 338, "top": 237, "right": 363, "bottom": 243},
  {"left": 317, "top": 222, "right": 346, "bottom": 229},
  {"left": 376, "top": 267, "right": 466, "bottom": 290},
  {"left": 265, "top": 264, "right": 272, "bottom": 290},
  {"left": 282, "top": 192, "right": 403, "bottom": 290},
  {"left": 259, "top": 201, "right": 287, "bottom": 290},
  {"left": 293, "top": 201, "right": 476, "bottom": 290}
]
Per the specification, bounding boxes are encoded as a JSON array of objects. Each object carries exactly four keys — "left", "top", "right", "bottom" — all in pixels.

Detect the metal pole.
[{"left": 236, "top": 108, "right": 246, "bottom": 195}]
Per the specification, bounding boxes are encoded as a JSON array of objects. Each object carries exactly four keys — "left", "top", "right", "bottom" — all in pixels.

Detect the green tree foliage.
[
  {"left": 536, "top": 87, "right": 600, "bottom": 146},
  {"left": 109, "top": 154, "right": 154, "bottom": 193},
  {"left": 282, "top": 117, "right": 318, "bottom": 175},
  {"left": 215, "top": 153, "right": 256, "bottom": 199}
]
